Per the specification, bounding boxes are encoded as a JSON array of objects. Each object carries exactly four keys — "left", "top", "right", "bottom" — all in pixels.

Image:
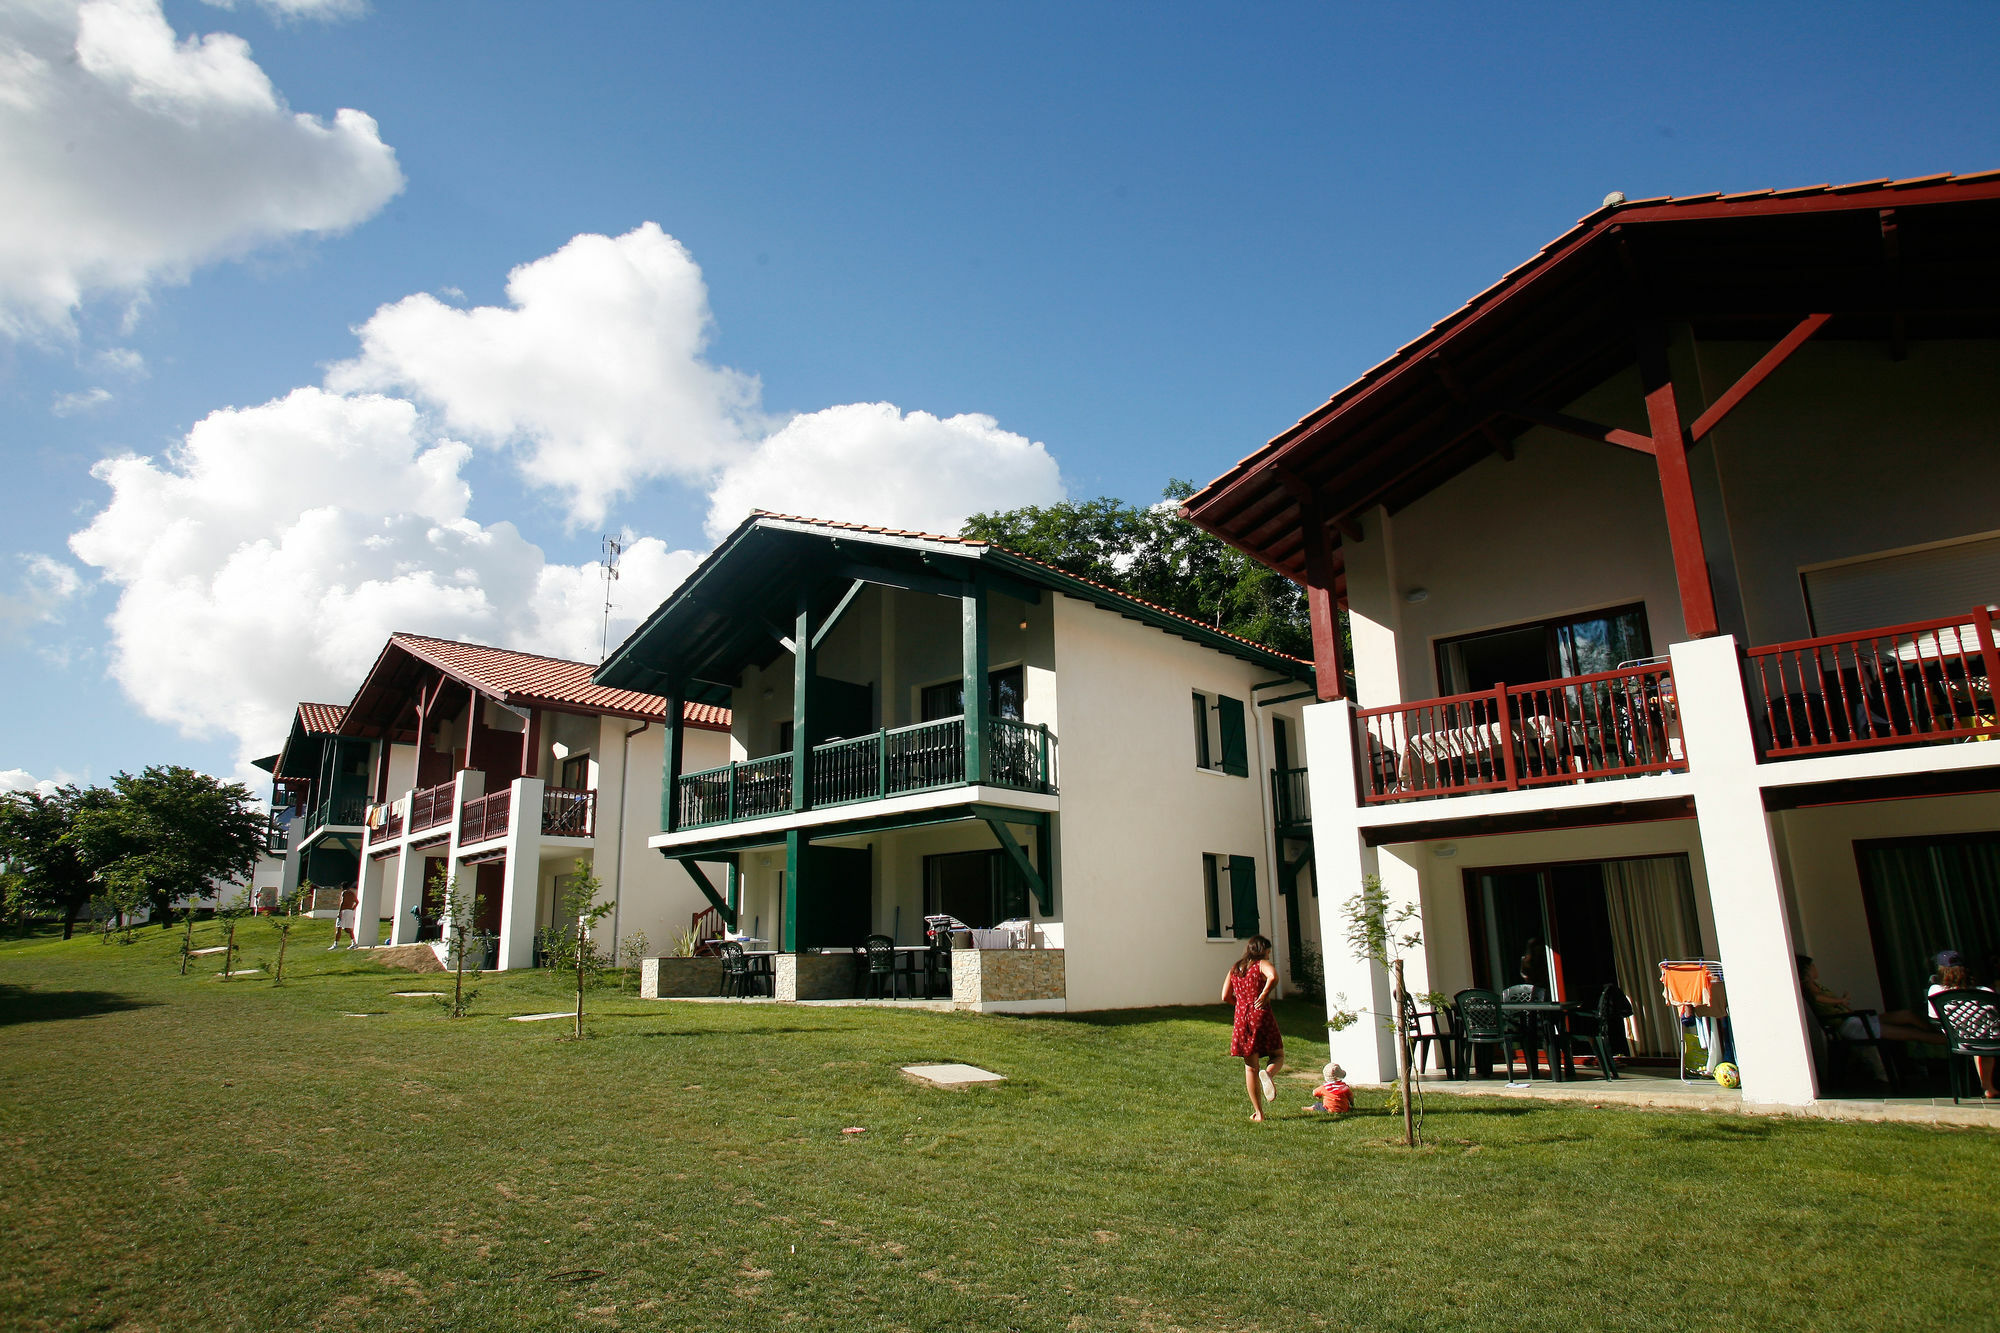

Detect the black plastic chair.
[
  {"left": 1561, "top": 983, "right": 1630, "bottom": 1080},
  {"left": 1403, "top": 1001, "right": 1457, "bottom": 1078},
  {"left": 718, "top": 941, "right": 766, "bottom": 998},
  {"left": 1452, "top": 988, "right": 1516, "bottom": 1081},
  {"left": 1810, "top": 1006, "right": 1903, "bottom": 1092},
  {"left": 1929, "top": 988, "right": 2000, "bottom": 1104},
  {"left": 863, "top": 934, "right": 904, "bottom": 999},
  {"left": 924, "top": 931, "right": 952, "bottom": 1000}
]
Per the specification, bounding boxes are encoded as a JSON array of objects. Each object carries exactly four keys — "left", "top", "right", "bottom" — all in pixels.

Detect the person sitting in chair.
[
  {"left": 1797, "top": 954, "right": 1941, "bottom": 1084},
  {"left": 1929, "top": 951, "right": 1997, "bottom": 1100}
]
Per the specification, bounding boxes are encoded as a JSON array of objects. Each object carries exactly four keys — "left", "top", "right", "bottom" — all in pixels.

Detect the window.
[
  {"left": 1435, "top": 602, "right": 1651, "bottom": 694},
  {"left": 924, "top": 849, "right": 1029, "bottom": 930},
  {"left": 920, "top": 666, "right": 1025, "bottom": 723},
  {"left": 777, "top": 720, "right": 793, "bottom": 753},
  {"left": 1203, "top": 853, "right": 1261, "bottom": 940},
  {"left": 1191, "top": 691, "right": 1248, "bottom": 776},
  {"left": 559, "top": 753, "right": 590, "bottom": 790}
]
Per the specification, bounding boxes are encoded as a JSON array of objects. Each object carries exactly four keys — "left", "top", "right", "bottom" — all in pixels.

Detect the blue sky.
[{"left": 4, "top": 0, "right": 1998, "bottom": 796}]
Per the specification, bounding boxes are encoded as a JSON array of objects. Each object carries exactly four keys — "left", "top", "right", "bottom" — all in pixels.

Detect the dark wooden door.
[{"left": 799, "top": 844, "right": 872, "bottom": 950}]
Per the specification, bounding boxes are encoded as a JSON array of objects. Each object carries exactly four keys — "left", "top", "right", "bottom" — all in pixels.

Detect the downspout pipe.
[{"left": 612, "top": 719, "right": 650, "bottom": 964}]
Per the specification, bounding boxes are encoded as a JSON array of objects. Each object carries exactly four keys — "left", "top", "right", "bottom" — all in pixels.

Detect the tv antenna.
[{"left": 599, "top": 534, "right": 623, "bottom": 659}]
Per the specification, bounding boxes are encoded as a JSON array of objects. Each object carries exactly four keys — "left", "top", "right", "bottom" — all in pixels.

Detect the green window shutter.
[
  {"left": 1229, "top": 855, "right": 1259, "bottom": 939},
  {"left": 1217, "top": 695, "right": 1248, "bottom": 777}
]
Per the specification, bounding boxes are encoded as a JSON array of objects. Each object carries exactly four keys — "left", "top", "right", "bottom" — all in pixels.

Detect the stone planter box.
[
  {"left": 775, "top": 951, "right": 860, "bottom": 1001},
  {"left": 952, "top": 948, "right": 1066, "bottom": 1013},
  {"left": 640, "top": 956, "right": 728, "bottom": 998}
]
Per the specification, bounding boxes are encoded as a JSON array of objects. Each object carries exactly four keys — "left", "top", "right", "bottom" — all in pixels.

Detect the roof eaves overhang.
[{"left": 1181, "top": 170, "right": 2000, "bottom": 580}]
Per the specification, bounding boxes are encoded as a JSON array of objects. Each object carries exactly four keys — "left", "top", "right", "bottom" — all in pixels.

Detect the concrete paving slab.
[
  {"left": 390, "top": 991, "right": 446, "bottom": 998},
  {"left": 508, "top": 1012, "right": 575, "bottom": 1022},
  {"left": 902, "top": 1063, "right": 1006, "bottom": 1088}
]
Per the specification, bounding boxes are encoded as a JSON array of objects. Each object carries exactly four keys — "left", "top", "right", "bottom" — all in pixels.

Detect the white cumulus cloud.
[
  {"left": 0, "top": 554, "right": 84, "bottom": 645},
  {"left": 67, "top": 386, "right": 705, "bottom": 780},
  {"left": 51, "top": 386, "right": 113, "bottom": 415},
  {"left": 704, "top": 403, "right": 1063, "bottom": 541},
  {"left": 0, "top": 767, "right": 76, "bottom": 797},
  {"left": 65, "top": 225, "right": 1067, "bottom": 780},
  {"left": 329, "top": 224, "right": 765, "bottom": 528},
  {"left": 0, "top": 0, "right": 402, "bottom": 337}
]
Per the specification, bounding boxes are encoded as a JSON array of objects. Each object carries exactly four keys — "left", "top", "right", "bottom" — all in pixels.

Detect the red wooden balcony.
[
  {"left": 377, "top": 805, "right": 404, "bottom": 840},
  {"left": 1357, "top": 664, "right": 1684, "bottom": 803},
  {"left": 1746, "top": 605, "right": 1999, "bottom": 759},
  {"left": 540, "top": 786, "right": 595, "bottom": 837},
  {"left": 459, "top": 789, "right": 511, "bottom": 844},
  {"left": 409, "top": 780, "right": 454, "bottom": 833}
]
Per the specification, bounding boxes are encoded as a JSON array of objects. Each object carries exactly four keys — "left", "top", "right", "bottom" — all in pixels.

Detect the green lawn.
[{"left": 1, "top": 921, "right": 1993, "bottom": 1332}]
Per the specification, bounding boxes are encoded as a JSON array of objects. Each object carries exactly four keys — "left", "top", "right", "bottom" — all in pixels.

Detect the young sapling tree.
[
  {"left": 1339, "top": 874, "right": 1427, "bottom": 1147},
  {"left": 546, "top": 858, "right": 613, "bottom": 1039},
  {"left": 214, "top": 888, "right": 252, "bottom": 979},
  {"left": 270, "top": 883, "right": 307, "bottom": 984},
  {"left": 433, "top": 869, "right": 486, "bottom": 1018}
]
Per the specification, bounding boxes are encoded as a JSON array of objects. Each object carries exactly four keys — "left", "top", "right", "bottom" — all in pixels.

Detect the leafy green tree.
[
  {"left": 72, "top": 766, "right": 266, "bottom": 928},
  {"left": 962, "top": 480, "right": 1328, "bottom": 662},
  {"left": 544, "top": 858, "right": 614, "bottom": 1039},
  {"left": 270, "top": 883, "right": 307, "bottom": 985},
  {"left": 0, "top": 785, "right": 121, "bottom": 938}
]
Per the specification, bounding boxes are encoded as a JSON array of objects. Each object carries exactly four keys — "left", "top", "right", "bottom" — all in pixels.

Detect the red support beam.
[
  {"left": 1278, "top": 471, "right": 1348, "bottom": 701},
  {"left": 1637, "top": 323, "right": 1720, "bottom": 639},
  {"left": 1687, "top": 312, "right": 1831, "bottom": 442},
  {"left": 1505, "top": 406, "right": 1656, "bottom": 455},
  {"left": 520, "top": 707, "right": 541, "bottom": 782}
]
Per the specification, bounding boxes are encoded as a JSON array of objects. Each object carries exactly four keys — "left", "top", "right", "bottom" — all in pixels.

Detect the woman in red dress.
[{"left": 1222, "top": 934, "right": 1284, "bottom": 1121}]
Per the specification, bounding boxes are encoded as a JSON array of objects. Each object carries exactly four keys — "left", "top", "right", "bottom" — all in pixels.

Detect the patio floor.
[{"left": 1361, "top": 1064, "right": 2000, "bottom": 1129}]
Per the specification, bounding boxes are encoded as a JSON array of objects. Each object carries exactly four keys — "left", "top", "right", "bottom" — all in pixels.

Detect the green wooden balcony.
[
  {"left": 674, "top": 715, "right": 1056, "bottom": 830},
  {"left": 1271, "top": 765, "right": 1310, "bottom": 832}
]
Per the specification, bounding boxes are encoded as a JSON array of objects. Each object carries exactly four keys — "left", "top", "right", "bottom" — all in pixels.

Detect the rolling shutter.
[
  {"left": 1217, "top": 695, "right": 1248, "bottom": 777},
  {"left": 1228, "top": 855, "right": 1260, "bottom": 939},
  {"left": 1803, "top": 534, "right": 2000, "bottom": 636}
]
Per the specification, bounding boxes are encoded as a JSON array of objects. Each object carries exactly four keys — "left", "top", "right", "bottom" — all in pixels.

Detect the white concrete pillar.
[
  {"left": 1301, "top": 698, "right": 1396, "bottom": 1082},
  {"left": 278, "top": 817, "right": 303, "bottom": 899},
  {"left": 1669, "top": 634, "right": 1819, "bottom": 1106},
  {"left": 351, "top": 793, "right": 405, "bottom": 947},
  {"left": 387, "top": 840, "right": 428, "bottom": 947},
  {"left": 496, "top": 776, "right": 544, "bottom": 971}
]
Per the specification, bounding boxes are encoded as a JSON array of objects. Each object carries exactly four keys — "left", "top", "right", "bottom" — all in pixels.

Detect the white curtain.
[{"left": 1602, "top": 855, "right": 1703, "bottom": 1056}]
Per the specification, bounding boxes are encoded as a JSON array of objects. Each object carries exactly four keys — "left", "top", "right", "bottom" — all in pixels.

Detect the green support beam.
[
  {"left": 983, "top": 813, "right": 1052, "bottom": 916},
  {"left": 662, "top": 679, "right": 685, "bottom": 834},
  {"left": 782, "top": 829, "right": 803, "bottom": 953},
  {"left": 678, "top": 858, "right": 736, "bottom": 928},
  {"left": 809, "top": 579, "right": 867, "bottom": 651}
]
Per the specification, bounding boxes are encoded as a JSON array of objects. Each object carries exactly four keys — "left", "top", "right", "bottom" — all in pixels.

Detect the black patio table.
[{"left": 1499, "top": 1000, "right": 1583, "bottom": 1081}]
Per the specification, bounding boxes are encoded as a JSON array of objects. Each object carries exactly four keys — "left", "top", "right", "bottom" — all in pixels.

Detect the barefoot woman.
[{"left": 1223, "top": 934, "right": 1284, "bottom": 1121}]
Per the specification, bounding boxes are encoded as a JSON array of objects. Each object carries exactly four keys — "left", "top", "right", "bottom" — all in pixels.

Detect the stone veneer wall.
[
  {"left": 776, "top": 952, "right": 861, "bottom": 1001},
  {"left": 640, "top": 956, "right": 727, "bottom": 999},
  {"left": 952, "top": 948, "right": 1065, "bottom": 1010}
]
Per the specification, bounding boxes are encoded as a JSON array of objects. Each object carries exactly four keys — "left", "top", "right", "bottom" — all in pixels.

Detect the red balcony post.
[
  {"left": 1977, "top": 606, "right": 2000, "bottom": 719},
  {"left": 1495, "top": 683, "right": 1519, "bottom": 791}
]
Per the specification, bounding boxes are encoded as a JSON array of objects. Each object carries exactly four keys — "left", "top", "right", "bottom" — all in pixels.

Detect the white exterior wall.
[
  {"left": 1049, "top": 591, "right": 1291, "bottom": 1011},
  {"left": 1345, "top": 340, "right": 2000, "bottom": 701}
]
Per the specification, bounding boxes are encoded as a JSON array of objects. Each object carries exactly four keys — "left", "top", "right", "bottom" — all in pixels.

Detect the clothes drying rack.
[{"left": 1659, "top": 959, "right": 1727, "bottom": 1083}]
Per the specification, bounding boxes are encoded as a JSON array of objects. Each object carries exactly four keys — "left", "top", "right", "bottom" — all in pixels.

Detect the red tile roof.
[
  {"left": 750, "top": 511, "right": 1312, "bottom": 666},
  {"left": 389, "top": 633, "right": 731, "bottom": 730},
  {"left": 297, "top": 702, "right": 346, "bottom": 736}
]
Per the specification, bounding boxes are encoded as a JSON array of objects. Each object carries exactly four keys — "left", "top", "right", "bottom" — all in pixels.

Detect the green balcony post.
[
  {"left": 876, "top": 727, "right": 888, "bottom": 798},
  {"left": 726, "top": 760, "right": 737, "bottom": 822},
  {"left": 792, "top": 589, "right": 815, "bottom": 812},
  {"left": 782, "top": 828, "right": 802, "bottom": 953},
  {"left": 962, "top": 575, "right": 988, "bottom": 786},
  {"left": 1039, "top": 724, "right": 1050, "bottom": 791},
  {"left": 662, "top": 681, "right": 685, "bottom": 834}
]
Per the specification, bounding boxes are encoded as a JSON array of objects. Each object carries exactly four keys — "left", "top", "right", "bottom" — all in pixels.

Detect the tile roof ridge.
[{"left": 390, "top": 630, "right": 600, "bottom": 672}]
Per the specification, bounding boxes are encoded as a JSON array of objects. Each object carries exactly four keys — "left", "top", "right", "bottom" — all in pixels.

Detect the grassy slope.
[{"left": 0, "top": 920, "right": 1993, "bottom": 1333}]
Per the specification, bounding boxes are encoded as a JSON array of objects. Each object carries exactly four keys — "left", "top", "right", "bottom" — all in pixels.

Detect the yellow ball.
[{"left": 1712, "top": 1062, "right": 1741, "bottom": 1089}]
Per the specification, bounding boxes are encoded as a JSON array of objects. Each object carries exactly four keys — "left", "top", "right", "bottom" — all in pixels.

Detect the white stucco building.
[
  {"left": 1182, "top": 171, "right": 2000, "bottom": 1108},
  {"left": 593, "top": 513, "right": 1321, "bottom": 1012},
  {"left": 264, "top": 635, "right": 733, "bottom": 968}
]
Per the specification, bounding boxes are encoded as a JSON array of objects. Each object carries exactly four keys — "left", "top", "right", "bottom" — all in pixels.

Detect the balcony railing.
[
  {"left": 377, "top": 805, "right": 404, "bottom": 841},
  {"left": 264, "top": 811, "right": 292, "bottom": 854},
  {"left": 304, "top": 797, "right": 368, "bottom": 835},
  {"left": 541, "top": 786, "right": 596, "bottom": 837},
  {"left": 1357, "top": 664, "right": 1684, "bottom": 803},
  {"left": 459, "top": 789, "right": 511, "bottom": 844},
  {"left": 409, "top": 781, "right": 454, "bottom": 833},
  {"left": 1271, "top": 766, "right": 1311, "bottom": 830},
  {"left": 1747, "top": 605, "right": 2000, "bottom": 759},
  {"left": 675, "top": 716, "right": 1058, "bottom": 830}
]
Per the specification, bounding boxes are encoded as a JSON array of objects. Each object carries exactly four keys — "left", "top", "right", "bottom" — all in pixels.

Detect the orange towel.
[{"left": 1661, "top": 963, "right": 1711, "bottom": 1009}]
